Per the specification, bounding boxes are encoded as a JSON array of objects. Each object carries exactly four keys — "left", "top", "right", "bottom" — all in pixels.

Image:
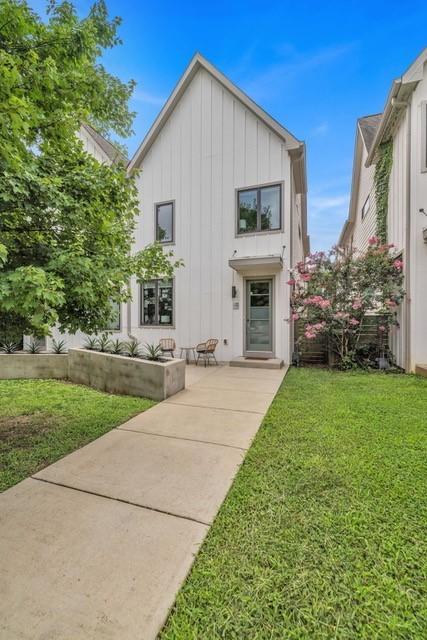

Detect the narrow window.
[
  {"left": 361, "top": 194, "right": 370, "bottom": 220},
  {"left": 155, "top": 201, "right": 174, "bottom": 243},
  {"left": 141, "top": 279, "right": 173, "bottom": 326},
  {"left": 237, "top": 184, "right": 282, "bottom": 234},
  {"left": 105, "top": 300, "right": 120, "bottom": 331}
]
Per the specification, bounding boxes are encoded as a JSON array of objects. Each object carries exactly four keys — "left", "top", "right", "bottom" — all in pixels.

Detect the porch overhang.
[{"left": 228, "top": 254, "right": 283, "bottom": 275}]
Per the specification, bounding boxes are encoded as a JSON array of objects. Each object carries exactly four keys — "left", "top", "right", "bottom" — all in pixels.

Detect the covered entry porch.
[{"left": 228, "top": 254, "right": 285, "bottom": 369}]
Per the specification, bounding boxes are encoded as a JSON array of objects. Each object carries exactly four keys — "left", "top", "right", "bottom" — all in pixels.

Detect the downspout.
[{"left": 404, "top": 98, "right": 412, "bottom": 372}]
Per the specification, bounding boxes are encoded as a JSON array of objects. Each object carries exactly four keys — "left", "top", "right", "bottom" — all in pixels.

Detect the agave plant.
[
  {"left": 83, "top": 336, "right": 98, "bottom": 350},
  {"left": 96, "top": 333, "right": 112, "bottom": 352},
  {"left": 0, "top": 341, "right": 18, "bottom": 354},
  {"left": 52, "top": 338, "right": 67, "bottom": 354},
  {"left": 110, "top": 339, "right": 125, "bottom": 355},
  {"left": 25, "top": 340, "right": 41, "bottom": 354},
  {"left": 143, "top": 342, "right": 163, "bottom": 361},
  {"left": 124, "top": 338, "right": 141, "bottom": 358}
]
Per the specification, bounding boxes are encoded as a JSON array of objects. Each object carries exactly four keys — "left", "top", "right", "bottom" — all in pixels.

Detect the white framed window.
[
  {"left": 105, "top": 300, "right": 120, "bottom": 331},
  {"left": 421, "top": 101, "right": 427, "bottom": 173},
  {"left": 361, "top": 194, "right": 370, "bottom": 219},
  {"left": 237, "top": 183, "right": 282, "bottom": 235},
  {"left": 155, "top": 201, "right": 174, "bottom": 244},
  {"left": 140, "top": 279, "right": 174, "bottom": 326}
]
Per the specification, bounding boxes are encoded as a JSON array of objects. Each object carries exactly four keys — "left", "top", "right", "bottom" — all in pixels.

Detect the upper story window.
[
  {"left": 237, "top": 184, "right": 282, "bottom": 235},
  {"left": 155, "top": 201, "right": 174, "bottom": 244},
  {"left": 361, "top": 194, "right": 370, "bottom": 219},
  {"left": 141, "top": 279, "right": 173, "bottom": 326},
  {"left": 422, "top": 102, "right": 427, "bottom": 172}
]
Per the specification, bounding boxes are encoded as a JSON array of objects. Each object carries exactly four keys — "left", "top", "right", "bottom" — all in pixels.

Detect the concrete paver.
[
  {"left": 0, "top": 479, "right": 207, "bottom": 640},
  {"left": 119, "top": 402, "right": 262, "bottom": 449},
  {"left": 1, "top": 363, "right": 286, "bottom": 639},
  {"left": 34, "top": 429, "right": 244, "bottom": 524},
  {"left": 165, "top": 386, "right": 276, "bottom": 413}
]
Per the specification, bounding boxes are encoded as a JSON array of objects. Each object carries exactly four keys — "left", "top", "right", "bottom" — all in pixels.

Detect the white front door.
[{"left": 244, "top": 278, "right": 274, "bottom": 358}]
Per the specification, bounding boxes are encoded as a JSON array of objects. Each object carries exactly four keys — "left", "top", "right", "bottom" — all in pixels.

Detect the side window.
[
  {"left": 155, "top": 201, "right": 174, "bottom": 243},
  {"left": 361, "top": 195, "right": 370, "bottom": 220},
  {"left": 105, "top": 300, "right": 120, "bottom": 331}
]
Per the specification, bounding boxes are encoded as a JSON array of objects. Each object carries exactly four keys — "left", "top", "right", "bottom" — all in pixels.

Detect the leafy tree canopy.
[{"left": 0, "top": 0, "right": 180, "bottom": 338}]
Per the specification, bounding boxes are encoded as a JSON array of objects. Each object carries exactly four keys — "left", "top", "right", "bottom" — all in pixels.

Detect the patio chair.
[
  {"left": 159, "top": 338, "right": 176, "bottom": 358},
  {"left": 196, "top": 338, "right": 219, "bottom": 366}
]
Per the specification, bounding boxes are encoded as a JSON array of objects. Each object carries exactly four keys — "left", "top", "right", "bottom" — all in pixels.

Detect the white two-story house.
[
  {"left": 126, "top": 53, "right": 309, "bottom": 365},
  {"left": 339, "top": 47, "right": 427, "bottom": 372}
]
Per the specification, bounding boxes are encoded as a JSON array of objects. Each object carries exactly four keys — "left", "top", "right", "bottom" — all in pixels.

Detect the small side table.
[{"left": 180, "top": 346, "right": 196, "bottom": 364}]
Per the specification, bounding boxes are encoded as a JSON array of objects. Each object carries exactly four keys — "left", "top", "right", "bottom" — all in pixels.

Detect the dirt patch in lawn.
[{"left": 0, "top": 413, "right": 60, "bottom": 451}]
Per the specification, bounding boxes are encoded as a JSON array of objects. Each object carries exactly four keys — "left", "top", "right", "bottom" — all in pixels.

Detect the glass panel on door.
[{"left": 246, "top": 279, "right": 273, "bottom": 354}]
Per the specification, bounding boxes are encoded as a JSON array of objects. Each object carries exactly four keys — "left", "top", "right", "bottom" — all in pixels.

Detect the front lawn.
[
  {"left": 162, "top": 368, "right": 427, "bottom": 639},
  {"left": 0, "top": 379, "right": 154, "bottom": 491}
]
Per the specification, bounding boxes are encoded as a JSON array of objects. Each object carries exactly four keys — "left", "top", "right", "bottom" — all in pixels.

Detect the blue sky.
[{"left": 31, "top": 1, "right": 427, "bottom": 250}]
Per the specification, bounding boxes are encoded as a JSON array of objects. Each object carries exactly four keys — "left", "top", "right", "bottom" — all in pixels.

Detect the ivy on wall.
[{"left": 374, "top": 140, "right": 393, "bottom": 242}]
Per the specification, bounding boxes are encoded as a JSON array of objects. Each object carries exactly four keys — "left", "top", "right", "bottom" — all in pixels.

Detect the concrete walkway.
[{"left": 0, "top": 364, "right": 286, "bottom": 640}]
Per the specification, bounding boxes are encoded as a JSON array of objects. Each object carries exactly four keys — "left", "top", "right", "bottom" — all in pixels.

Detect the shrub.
[
  {"left": 0, "top": 341, "right": 19, "bottom": 354},
  {"left": 289, "top": 239, "right": 405, "bottom": 369},
  {"left": 25, "top": 340, "right": 41, "bottom": 354},
  {"left": 124, "top": 338, "right": 141, "bottom": 358},
  {"left": 143, "top": 343, "right": 163, "bottom": 361},
  {"left": 51, "top": 339, "right": 67, "bottom": 354}
]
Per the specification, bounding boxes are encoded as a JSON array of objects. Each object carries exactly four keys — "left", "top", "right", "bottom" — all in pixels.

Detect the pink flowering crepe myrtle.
[{"left": 288, "top": 238, "right": 405, "bottom": 365}]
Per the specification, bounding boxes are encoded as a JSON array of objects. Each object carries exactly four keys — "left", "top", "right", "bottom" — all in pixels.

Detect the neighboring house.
[
  {"left": 339, "top": 47, "right": 427, "bottom": 371},
  {"left": 125, "top": 53, "right": 309, "bottom": 365}
]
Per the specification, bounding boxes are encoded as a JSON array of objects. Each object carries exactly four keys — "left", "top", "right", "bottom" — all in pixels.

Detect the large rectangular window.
[
  {"left": 155, "top": 201, "right": 174, "bottom": 243},
  {"left": 237, "top": 184, "right": 282, "bottom": 234},
  {"left": 141, "top": 279, "right": 173, "bottom": 326}
]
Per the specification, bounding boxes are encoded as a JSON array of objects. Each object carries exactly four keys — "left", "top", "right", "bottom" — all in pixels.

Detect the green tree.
[{"left": 0, "top": 0, "right": 180, "bottom": 338}]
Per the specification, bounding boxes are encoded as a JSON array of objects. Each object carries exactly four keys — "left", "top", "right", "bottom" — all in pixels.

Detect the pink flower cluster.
[
  {"left": 393, "top": 259, "right": 403, "bottom": 271},
  {"left": 351, "top": 298, "right": 362, "bottom": 310},
  {"left": 304, "top": 321, "right": 326, "bottom": 340},
  {"left": 304, "top": 295, "right": 331, "bottom": 309}
]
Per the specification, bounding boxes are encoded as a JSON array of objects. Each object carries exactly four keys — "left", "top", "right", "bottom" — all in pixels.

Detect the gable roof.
[
  {"left": 82, "top": 123, "right": 125, "bottom": 164},
  {"left": 366, "top": 47, "right": 427, "bottom": 166},
  {"left": 128, "top": 53, "right": 303, "bottom": 172},
  {"left": 358, "top": 114, "right": 382, "bottom": 154}
]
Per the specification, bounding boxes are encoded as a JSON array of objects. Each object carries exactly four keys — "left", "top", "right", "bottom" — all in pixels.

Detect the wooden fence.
[{"left": 294, "top": 316, "right": 388, "bottom": 365}]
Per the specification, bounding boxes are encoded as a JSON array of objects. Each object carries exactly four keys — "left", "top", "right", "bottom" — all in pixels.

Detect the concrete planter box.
[
  {"left": 68, "top": 348, "right": 185, "bottom": 401},
  {"left": 0, "top": 353, "right": 68, "bottom": 380}
]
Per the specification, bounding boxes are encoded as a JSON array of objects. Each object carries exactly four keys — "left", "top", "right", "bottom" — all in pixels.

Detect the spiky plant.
[
  {"left": 124, "top": 338, "right": 141, "bottom": 358},
  {"left": 0, "top": 341, "right": 19, "bottom": 354},
  {"left": 96, "top": 333, "right": 112, "bottom": 352},
  {"left": 110, "top": 339, "right": 125, "bottom": 355},
  {"left": 25, "top": 340, "right": 41, "bottom": 354},
  {"left": 52, "top": 339, "right": 67, "bottom": 354},
  {"left": 83, "top": 336, "right": 98, "bottom": 350},
  {"left": 143, "top": 342, "right": 163, "bottom": 361}
]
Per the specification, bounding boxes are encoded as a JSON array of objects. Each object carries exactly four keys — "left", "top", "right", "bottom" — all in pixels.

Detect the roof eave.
[{"left": 128, "top": 53, "right": 303, "bottom": 172}]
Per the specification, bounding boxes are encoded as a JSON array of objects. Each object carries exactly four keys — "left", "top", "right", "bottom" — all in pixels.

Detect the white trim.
[
  {"left": 128, "top": 53, "right": 302, "bottom": 172},
  {"left": 421, "top": 101, "right": 427, "bottom": 173}
]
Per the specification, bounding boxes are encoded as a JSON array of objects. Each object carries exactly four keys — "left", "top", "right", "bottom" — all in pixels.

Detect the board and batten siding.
[
  {"left": 387, "top": 112, "right": 408, "bottom": 368},
  {"left": 130, "top": 67, "right": 297, "bottom": 362},
  {"left": 408, "top": 73, "right": 427, "bottom": 368},
  {"left": 352, "top": 140, "right": 377, "bottom": 252}
]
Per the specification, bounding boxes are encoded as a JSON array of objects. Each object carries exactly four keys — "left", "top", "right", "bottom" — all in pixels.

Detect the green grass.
[
  {"left": 162, "top": 369, "right": 427, "bottom": 639},
  {"left": 0, "top": 379, "right": 154, "bottom": 491}
]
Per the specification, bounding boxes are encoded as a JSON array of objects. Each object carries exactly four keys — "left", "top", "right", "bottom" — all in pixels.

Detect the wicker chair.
[
  {"left": 196, "top": 338, "right": 219, "bottom": 366},
  {"left": 159, "top": 338, "right": 176, "bottom": 358}
]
